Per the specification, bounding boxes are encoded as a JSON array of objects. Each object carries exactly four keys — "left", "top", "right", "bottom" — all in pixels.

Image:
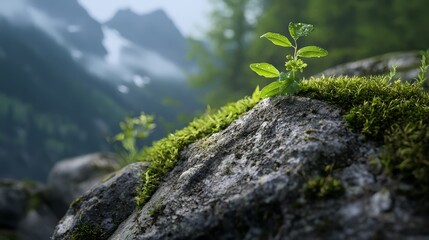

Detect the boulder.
[
  {"left": 53, "top": 94, "right": 429, "bottom": 240},
  {"left": 52, "top": 162, "right": 148, "bottom": 240},
  {"left": 48, "top": 152, "right": 120, "bottom": 217},
  {"left": 109, "top": 97, "right": 381, "bottom": 239},
  {"left": 318, "top": 51, "right": 421, "bottom": 81},
  {"left": 0, "top": 180, "right": 29, "bottom": 229},
  {"left": 16, "top": 204, "right": 58, "bottom": 240},
  {"left": 0, "top": 180, "right": 57, "bottom": 240},
  {"left": 52, "top": 97, "right": 429, "bottom": 239}
]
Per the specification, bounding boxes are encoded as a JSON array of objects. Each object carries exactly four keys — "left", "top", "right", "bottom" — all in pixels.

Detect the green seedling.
[
  {"left": 386, "top": 64, "right": 398, "bottom": 84},
  {"left": 417, "top": 50, "right": 429, "bottom": 85},
  {"left": 113, "top": 112, "right": 156, "bottom": 165},
  {"left": 250, "top": 22, "right": 328, "bottom": 98}
]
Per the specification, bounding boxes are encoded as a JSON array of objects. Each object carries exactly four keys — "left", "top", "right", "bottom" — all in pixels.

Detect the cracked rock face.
[{"left": 54, "top": 96, "right": 429, "bottom": 239}]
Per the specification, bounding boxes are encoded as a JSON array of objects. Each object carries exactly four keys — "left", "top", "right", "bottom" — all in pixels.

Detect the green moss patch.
[
  {"left": 132, "top": 75, "right": 429, "bottom": 208},
  {"left": 299, "top": 76, "right": 429, "bottom": 195},
  {"left": 135, "top": 96, "right": 259, "bottom": 206},
  {"left": 304, "top": 176, "right": 345, "bottom": 200},
  {"left": 70, "top": 224, "right": 104, "bottom": 240}
]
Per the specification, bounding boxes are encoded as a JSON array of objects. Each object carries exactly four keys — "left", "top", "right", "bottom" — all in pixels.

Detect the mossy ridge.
[
  {"left": 299, "top": 76, "right": 429, "bottom": 194},
  {"left": 135, "top": 96, "right": 259, "bottom": 207},
  {"left": 134, "top": 75, "right": 429, "bottom": 207}
]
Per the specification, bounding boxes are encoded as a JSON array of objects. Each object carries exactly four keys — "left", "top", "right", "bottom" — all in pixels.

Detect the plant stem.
[{"left": 293, "top": 39, "right": 298, "bottom": 60}]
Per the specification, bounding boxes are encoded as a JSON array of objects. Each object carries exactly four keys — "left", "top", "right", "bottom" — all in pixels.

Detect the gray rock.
[
  {"left": 52, "top": 162, "right": 148, "bottom": 240},
  {"left": 0, "top": 180, "right": 28, "bottom": 229},
  {"left": 17, "top": 204, "right": 58, "bottom": 240},
  {"left": 0, "top": 179, "right": 58, "bottom": 240},
  {"left": 53, "top": 97, "right": 429, "bottom": 239},
  {"left": 318, "top": 51, "right": 421, "bottom": 81},
  {"left": 48, "top": 152, "right": 120, "bottom": 217}
]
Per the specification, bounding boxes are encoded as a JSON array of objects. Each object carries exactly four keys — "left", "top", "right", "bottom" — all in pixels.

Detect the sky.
[{"left": 78, "top": 0, "right": 211, "bottom": 38}]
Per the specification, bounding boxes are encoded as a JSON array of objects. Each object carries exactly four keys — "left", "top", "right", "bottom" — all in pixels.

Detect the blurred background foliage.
[{"left": 189, "top": 0, "right": 429, "bottom": 107}]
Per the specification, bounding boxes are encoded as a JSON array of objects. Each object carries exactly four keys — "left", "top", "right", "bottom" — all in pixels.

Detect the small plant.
[
  {"left": 386, "top": 64, "right": 398, "bottom": 84},
  {"left": 113, "top": 112, "right": 156, "bottom": 165},
  {"left": 250, "top": 22, "right": 328, "bottom": 98},
  {"left": 417, "top": 50, "right": 429, "bottom": 88}
]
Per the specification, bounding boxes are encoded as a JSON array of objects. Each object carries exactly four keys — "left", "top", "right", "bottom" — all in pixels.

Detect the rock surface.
[
  {"left": 48, "top": 152, "right": 120, "bottom": 217},
  {"left": 17, "top": 204, "right": 58, "bottom": 240},
  {"left": 318, "top": 51, "right": 421, "bottom": 81},
  {"left": 0, "top": 180, "right": 30, "bottom": 229},
  {"left": 0, "top": 152, "right": 121, "bottom": 240},
  {"left": 0, "top": 180, "right": 57, "bottom": 240},
  {"left": 52, "top": 162, "right": 148, "bottom": 240},
  {"left": 51, "top": 96, "right": 429, "bottom": 239}
]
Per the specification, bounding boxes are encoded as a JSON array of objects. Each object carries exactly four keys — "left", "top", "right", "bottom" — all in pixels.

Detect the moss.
[
  {"left": 299, "top": 76, "right": 429, "bottom": 195},
  {"left": 303, "top": 135, "right": 320, "bottom": 141},
  {"left": 148, "top": 202, "right": 165, "bottom": 218},
  {"left": 70, "top": 224, "right": 104, "bottom": 240},
  {"left": 304, "top": 176, "right": 345, "bottom": 200},
  {"left": 135, "top": 96, "right": 260, "bottom": 207},
  {"left": 381, "top": 122, "right": 429, "bottom": 193},
  {"left": 26, "top": 193, "right": 43, "bottom": 211},
  {"left": 127, "top": 74, "right": 429, "bottom": 208},
  {"left": 101, "top": 173, "right": 116, "bottom": 183},
  {"left": 70, "top": 196, "right": 83, "bottom": 208},
  {"left": 224, "top": 166, "right": 233, "bottom": 175},
  {"left": 21, "top": 181, "right": 45, "bottom": 212}
]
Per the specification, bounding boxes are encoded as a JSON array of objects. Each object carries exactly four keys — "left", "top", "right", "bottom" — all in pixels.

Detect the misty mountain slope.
[
  {"left": 28, "top": 0, "right": 106, "bottom": 56},
  {"left": 0, "top": 18, "right": 127, "bottom": 181},
  {"left": 105, "top": 9, "right": 191, "bottom": 69},
  {"left": 0, "top": 1, "right": 204, "bottom": 182}
]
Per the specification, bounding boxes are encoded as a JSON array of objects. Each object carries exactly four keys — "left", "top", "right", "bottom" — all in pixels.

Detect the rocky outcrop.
[
  {"left": 0, "top": 180, "right": 56, "bottom": 240},
  {"left": 0, "top": 153, "right": 121, "bottom": 240},
  {"left": 51, "top": 96, "right": 429, "bottom": 239},
  {"left": 0, "top": 180, "right": 29, "bottom": 229},
  {"left": 48, "top": 153, "right": 120, "bottom": 217},
  {"left": 318, "top": 51, "right": 421, "bottom": 81},
  {"left": 52, "top": 162, "right": 148, "bottom": 240}
]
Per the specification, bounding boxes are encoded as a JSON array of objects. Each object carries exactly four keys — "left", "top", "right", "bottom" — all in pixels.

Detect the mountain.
[
  {"left": 105, "top": 9, "right": 191, "bottom": 69},
  {"left": 0, "top": 18, "right": 127, "bottom": 181},
  {"left": 0, "top": 1, "right": 203, "bottom": 182},
  {"left": 28, "top": 0, "right": 106, "bottom": 57}
]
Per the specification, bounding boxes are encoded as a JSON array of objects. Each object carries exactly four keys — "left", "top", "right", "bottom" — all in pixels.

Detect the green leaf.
[
  {"left": 297, "top": 46, "right": 328, "bottom": 58},
  {"left": 260, "top": 32, "right": 293, "bottom": 47},
  {"left": 250, "top": 63, "right": 280, "bottom": 78},
  {"left": 260, "top": 81, "right": 287, "bottom": 98},
  {"left": 289, "top": 23, "right": 314, "bottom": 40},
  {"left": 114, "top": 133, "right": 125, "bottom": 141},
  {"left": 284, "top": 81, "right": 300, "bottom": 95},
  {"left": 278, "top": 71, "right": 294, "bottom": 84},
  {"left": 252, "top": 85, "right": 261, "bottom": 101}
]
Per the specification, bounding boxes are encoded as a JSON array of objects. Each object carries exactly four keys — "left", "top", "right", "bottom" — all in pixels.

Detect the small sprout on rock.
[
  {"left": 113, "top": 112, "right": 156, "bottom": 165},
  {"left": 417, "top": 50, "right": 429, "bottom": 90},
  {"left": 250, "top": 22, "right": 328, "bottom": 98}
]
